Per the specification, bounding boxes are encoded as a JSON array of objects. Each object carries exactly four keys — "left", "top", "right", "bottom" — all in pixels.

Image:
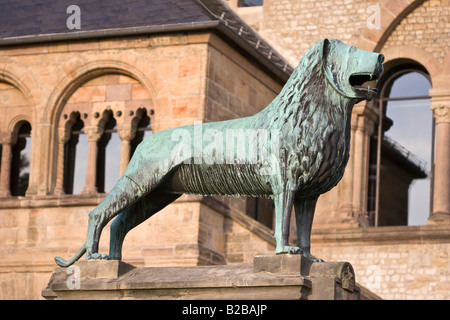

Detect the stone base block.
[
  {"left": 254, "top": 254, "right": 359, "bottom": 300},
  {"left": 42, "top": 255, "right": 360, "bottom": 300},
  {"left": 428, "top": 212, "right": 450, "bottom": 225}
]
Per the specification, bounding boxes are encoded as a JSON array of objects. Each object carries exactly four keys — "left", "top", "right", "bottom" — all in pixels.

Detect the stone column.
[
  {"left": 338, "top": 103, "right": 377, "bottom": 227},
  {"left": 429, "top": 91, "right": 450, "bottom": 224},
  {"left": 81, "top": 125, "right": 103, "bottom": 195},
  {"left": 33, "top": 122, "right": 52, "bottom": 196},
  {"left": 54, "top": 127, "right": 70, "bottom": 195},
  {"left": 0, "top": 134, "right": 15, "bottom": 198},
  {"left": 117, "top": 124, "right": 136, "bottom": 177},
  {"left": 337, "top": 112, "right": 356, "bottom": 221}
]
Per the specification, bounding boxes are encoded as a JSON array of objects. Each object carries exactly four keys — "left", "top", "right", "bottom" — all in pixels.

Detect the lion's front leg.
[
  {"left": 294, "top": 196, "right": 324, "bottom": 262},
  {"left": 274, "top": 190, "right": 301, "bottom": 254}
]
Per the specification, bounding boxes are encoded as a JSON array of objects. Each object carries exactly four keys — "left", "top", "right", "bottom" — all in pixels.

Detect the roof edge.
[
  {"left": 214, "top": 23, "right": 291, "bottom": 82},
  {"left": 0, "top": 21, "right": 220, "bottom": 46},
  {"left": 0, "top": 22, "right": 291, "bottom": 83}
]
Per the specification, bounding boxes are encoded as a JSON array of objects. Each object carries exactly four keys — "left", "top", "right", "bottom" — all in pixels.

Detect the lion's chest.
[{"left": 289, "top": 113, "right": 350, "bottom": 197}]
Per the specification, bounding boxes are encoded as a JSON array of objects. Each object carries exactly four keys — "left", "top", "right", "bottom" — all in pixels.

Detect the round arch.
[
  {"left": 45, "top": 58, "right": 162, "bottom": 195},
  {"left": 8, "top": 115, "right": 33, "bottom": 138},
  {"left": 357, "top": 0, "right": 426, "bottom": 52},
  {"left": 376, "top": 56, "right": 432, "bottom": 99},
  {"left": 380, "top": 45, "right": 440, "bottom": 81},
  {"left": 45, "top": 58, "right": 160, "bottom": 127},
  {"left": 0, "top": 63, "right": 39, "bottom": 105},
  {"left": 0, "top": 63, "right": 39, "bottom": 124}
]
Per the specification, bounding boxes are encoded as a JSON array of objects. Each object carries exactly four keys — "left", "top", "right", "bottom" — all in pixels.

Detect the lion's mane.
[{"left": 255, "top": 40, "right": 357, "bottom": 198}]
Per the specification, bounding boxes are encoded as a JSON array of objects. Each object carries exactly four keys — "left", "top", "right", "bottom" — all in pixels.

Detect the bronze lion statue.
[{"left": 55, "top": 39, "right": 384, "bottom": 267}]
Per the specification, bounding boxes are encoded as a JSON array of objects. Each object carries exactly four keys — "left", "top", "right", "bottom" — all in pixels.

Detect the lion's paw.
[
  {"left": 86, "top": 252, "right": 110, "bottom": 261},
  {"left": 301, "top": 252, "right": 324, "bottom": 262},
  {"left": 276, "top": 245, "right": 302, "bottom": 255}
]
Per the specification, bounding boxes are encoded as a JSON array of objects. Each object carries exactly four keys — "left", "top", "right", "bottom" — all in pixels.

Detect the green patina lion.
[{"left": 55, "top": 39, "right": 384, "bottom": 267}]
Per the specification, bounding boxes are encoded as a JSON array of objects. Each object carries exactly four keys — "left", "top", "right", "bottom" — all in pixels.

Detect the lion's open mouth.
[{"left": 349, "top": 72, "right": 379, "bottom": 95}]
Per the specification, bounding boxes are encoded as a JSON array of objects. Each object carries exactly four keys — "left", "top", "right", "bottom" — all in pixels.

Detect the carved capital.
[
  {"left": 431, "top": 104, "right": 450, "bottom": 124},
  {"left": 0, "top": 131, "right": 18, "bottom": 145},
  {"left": 84, "top": 125, "right": 104, "bottom": 142},
  {"left": 117, "top": 124, "right": 137, "bottom": 141},
  {"left": 57, "top": 127, "right": 71, "bottom": 143},
  {"left": 351, "top": 102, "right": 378, "bottom": 135}
]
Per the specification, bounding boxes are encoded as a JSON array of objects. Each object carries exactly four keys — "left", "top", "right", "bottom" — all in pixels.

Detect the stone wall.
[
  {"left": 0, "top": 82, "right": 30, "bottom": 125},
  {"left": 236, "top": 0, "right": 450, "bottom": 66},
  {"left": 2, "top": 0, "right": 450, "bottom": 301},
  {"left": 228, "top": 0, "right": 450, "bottom": 300},
  {"left": 0, "top": 201, "right": 101, "bottom": 299},
  {"left": 383, "top": 0, "right": 450, "bottom": 65},
  {"left": 0, "top": 33, "right": 211, "bottom": 300},
  {"left": 205, "top": 34, "right": 282, "bottom": 122},
  {"left": 232, "top": 0, "right": 450, "bottom": 221},
  {"left": 259, "top": 0, "right": 375, "bottom": 66},
  {"left": 312, "top": 225, "right": 450, "bottom": 299},
  {"left": 0, "top": 30, "right": 284, "bottom": 299}
]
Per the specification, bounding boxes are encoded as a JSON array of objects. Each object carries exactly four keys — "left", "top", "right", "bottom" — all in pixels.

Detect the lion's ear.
[
  {"left": 322, "top": 38, "right": 331, "bottom": 65},
  {"left": 322, "top": 38, "right": 332, "bottom": 82},
  {"left": 321, "top": 38, "right": 346, "bottom": 96}
]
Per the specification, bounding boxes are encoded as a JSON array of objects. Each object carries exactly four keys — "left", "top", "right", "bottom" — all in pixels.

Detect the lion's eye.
[{"left": 350, "top": 46, "right": 357, "bottom": 53}]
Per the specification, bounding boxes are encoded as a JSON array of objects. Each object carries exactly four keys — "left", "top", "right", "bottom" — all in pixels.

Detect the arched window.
[
  {"left": 63, "top": 113, "right": 88, "bottom": 195},
  {"left": 10, "top": 121, "right": 31, "bottom": 196},
  {"left": 369, "top": 61, "right": 433, "bottom": 226},
  {"left": 97, "top": 112, "right": 121, "bottom": 193},
  {"left": 56, "top": 73, "right": 153, "bottom": 196},
  {"left": 0, "top": 81, "right": 32, "bottom": 198}
]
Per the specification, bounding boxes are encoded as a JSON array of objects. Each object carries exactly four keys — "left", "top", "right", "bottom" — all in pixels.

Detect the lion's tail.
[{"left": 54, "top": 243, "right": 86, "bottom": 267}]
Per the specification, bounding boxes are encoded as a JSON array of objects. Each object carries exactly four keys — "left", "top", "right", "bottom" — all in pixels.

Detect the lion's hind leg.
[
  {"left": 85, "top": 176, "right": 148, "bottom": 260},
  {"left": 109, "top": 190, "right": 181, "bottom": 260}
]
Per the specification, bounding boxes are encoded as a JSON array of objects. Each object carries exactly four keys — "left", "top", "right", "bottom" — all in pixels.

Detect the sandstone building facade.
[
  {"left": 229, "top": 0, "right": 450, "bottom": 299},
  {"left": 0, "top": 0, "right": 449, "bottom": 299}
]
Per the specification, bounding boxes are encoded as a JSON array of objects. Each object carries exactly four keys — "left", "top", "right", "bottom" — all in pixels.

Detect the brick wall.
[
  {"left": 383, "top": 0, "right": 450, "bottom": 65},
  {"left": 260, "top": 0, "right": 374, "bottom": 66},
  {"left": 205, "top": 34, "right": 282, "bottom": 122},
  {"left": 312, "top": 226, "right": 450, "bottom": 299},
  {"left": 0, "top": 30, "right": 286, "bottom": 299}
]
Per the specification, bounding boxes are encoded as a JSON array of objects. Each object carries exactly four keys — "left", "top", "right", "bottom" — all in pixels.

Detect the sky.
[{"left": 385, "top": 72, "right": 433, "bottom": 225}]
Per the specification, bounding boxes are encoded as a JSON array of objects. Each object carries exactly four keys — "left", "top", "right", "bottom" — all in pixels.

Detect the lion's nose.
[{"left": 378, "top": 54, "right": 385, "bottom": 63}]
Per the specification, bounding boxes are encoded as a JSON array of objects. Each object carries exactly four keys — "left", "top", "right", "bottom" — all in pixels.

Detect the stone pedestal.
[{"left": 42, "top": 255, "right": 360, "bottom": 300}]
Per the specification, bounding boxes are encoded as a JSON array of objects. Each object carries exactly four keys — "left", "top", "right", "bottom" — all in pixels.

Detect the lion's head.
[
  {"left": 321, "top": 38, "right": 384, "bottom": 101},
  {"left": 259, "top": 38, "right": 385, "bottom": 129}
]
